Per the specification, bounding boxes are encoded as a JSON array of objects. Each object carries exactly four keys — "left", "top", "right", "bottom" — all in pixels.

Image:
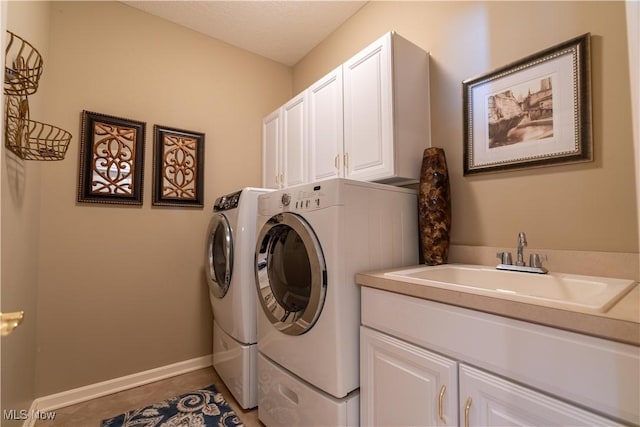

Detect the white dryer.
[
  {"left": 205, "top": 187, "right": 271, "bottom": 409},
  {"left": 254, "top": 178, "right": 418, "bottom": 426}
]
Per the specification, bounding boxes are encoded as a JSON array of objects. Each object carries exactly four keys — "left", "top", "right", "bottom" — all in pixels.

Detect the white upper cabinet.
[
  {"left": 262, "top": 31, "right": 430, "bottom": 189},
  {"left": 343, "top": 32, "right": 430, "bottom": 184},
  {"left": 262, "top": 109, "right": 281, "bottom": 189},
  {"left": 308, "top": 66, "right": 344, "bottom": 182},
  {"left": 282, "top": 92, "right": 308, "bottom": 187},
  {"left": 262, "top": 92, "right": 308, "bottom": 189}
]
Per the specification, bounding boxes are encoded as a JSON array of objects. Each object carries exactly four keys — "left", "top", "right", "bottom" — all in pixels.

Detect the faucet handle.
[
  {"left": 497, "top": 251, "right": 513, "bottom": 265},
  {"left": 529, "top": 253, "right": 547, "bottom": 268}
]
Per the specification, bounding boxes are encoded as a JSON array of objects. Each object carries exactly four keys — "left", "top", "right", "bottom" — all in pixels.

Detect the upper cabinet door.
[
  {"left": 282, "top": 92, "right": 308, "bottom": 187},
  {"left": 343, "top": 32, "right": 394, "bottom": 182},
  {"left": 308, "top": 66, "right": 344, "bottom": 182},
  {"left": 262, "top": 108, "right": 281, "bottom": 189}
]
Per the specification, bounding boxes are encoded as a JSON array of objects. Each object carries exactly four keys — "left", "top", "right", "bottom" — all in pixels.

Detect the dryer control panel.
[
  {"left": 258, "top": 179, "right": 352, "bottom": 216},
  {"left": 280, "top": 183, "right": 337, "bottom": 213}
]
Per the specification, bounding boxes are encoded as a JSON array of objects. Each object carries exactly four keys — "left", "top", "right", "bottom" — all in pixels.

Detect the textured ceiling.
[{"left": 121, "top": 1, "right": 367, "bottom": 66}]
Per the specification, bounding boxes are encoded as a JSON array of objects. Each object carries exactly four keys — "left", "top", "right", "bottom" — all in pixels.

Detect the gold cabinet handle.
[
  {"left": 334, "top": 155, "right": 339, "bottom": 170},
  {"left": 344, "top": 152, "right": 349, "bottom": 170},
  {"left": 464, "top": 397, "right": 472, "bottom": 427},
  {"left": 438, "top": 385, "right": 447, "bottom": 424},
  {"left": 1, "top": 311, "right": 24, "bottom": 336}
]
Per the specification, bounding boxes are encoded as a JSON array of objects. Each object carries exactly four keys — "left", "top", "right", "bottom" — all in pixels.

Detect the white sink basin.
[{"left": 384, "top": 264, "right": 637, "bottom": 312}]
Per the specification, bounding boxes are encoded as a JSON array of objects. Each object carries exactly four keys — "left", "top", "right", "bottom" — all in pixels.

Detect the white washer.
[
  {"left": 205, "top": 187, "right": 271, "bottom": 409},
  {"left": 254, "top": 178, "right": 418, "bottom": 426}
]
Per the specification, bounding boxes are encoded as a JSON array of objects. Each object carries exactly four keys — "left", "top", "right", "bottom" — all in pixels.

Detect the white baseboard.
[{"left": 24, "top": 354, "right": 213, "bottom": 427}]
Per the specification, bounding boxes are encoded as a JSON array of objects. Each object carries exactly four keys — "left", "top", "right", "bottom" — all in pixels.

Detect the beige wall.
[
  {"left": 1, "top": 1, "right": 50, "bottom": 422},
  {"left": 294, "top": 1, "right": 639, "bottom": 254},
  {"left": 3, "top": 0, "right": 638, "bottom": 409},
  {"left": 33, "top": 1, "right": 291, "bottom": 396}
]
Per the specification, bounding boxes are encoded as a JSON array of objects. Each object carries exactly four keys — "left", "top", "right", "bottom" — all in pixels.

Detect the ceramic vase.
[{"left": 418, "top": 147, "right": 451, "bottom": 265}]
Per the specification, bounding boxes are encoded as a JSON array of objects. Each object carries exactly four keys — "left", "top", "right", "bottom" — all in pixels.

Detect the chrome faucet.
[
  {"left": 496, "top": 231, "right": 547, "bottom": 274},
  {"left": 516, "top": 232, "right": 527, "bottom": 266}
]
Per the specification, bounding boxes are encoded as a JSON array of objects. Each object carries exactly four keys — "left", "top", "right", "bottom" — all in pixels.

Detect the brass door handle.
[
  {"left": 1, "top": 311, "right": 24, "bottom": 336},
  {"left": 464, "top": 396, "right": 472, "bottom": 427},
  {"left": 438, "top": 384, "right": 447, "bottom": 423}
]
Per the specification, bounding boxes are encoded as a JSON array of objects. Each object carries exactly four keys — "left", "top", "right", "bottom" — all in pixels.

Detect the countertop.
[{"left": 355, "top": 265, "right": 640, "bottom": 347}]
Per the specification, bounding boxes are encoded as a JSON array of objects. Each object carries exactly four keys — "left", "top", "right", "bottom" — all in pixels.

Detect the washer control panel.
[{"left": 213, "top": 190, "right": 242, "bottom": 212}]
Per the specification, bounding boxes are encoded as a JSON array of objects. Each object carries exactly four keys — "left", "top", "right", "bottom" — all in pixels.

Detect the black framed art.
[
  {"left": 463, "top": 33, "right": 592, "bottom": 175},
  {"left": 152, "top": 125, "right": 205, "bottom": 208},
  {"left": 77, "top": 110, "right": 146, "bottom": 205}
]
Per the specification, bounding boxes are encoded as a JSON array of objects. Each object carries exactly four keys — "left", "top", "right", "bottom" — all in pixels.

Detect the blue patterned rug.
[{"left": 100, "top": 384, "right": 243, "bottom": 427}]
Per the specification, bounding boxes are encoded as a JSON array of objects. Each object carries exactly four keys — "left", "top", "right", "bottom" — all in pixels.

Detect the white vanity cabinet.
[
  {"left": 262, "top": 92, "right": 308, "bottom": 189},
  {"left": 361, "top": 326, "right": 458, "bottom": 426},
  {"left": 263, "top": 31, "right": 430, "bottom": 188},
  {"left": 360, "top": 286, "right": 639, "bottom": 427},
  {"left": 342, "top": 31, "right": 430, "bottom": 184}
]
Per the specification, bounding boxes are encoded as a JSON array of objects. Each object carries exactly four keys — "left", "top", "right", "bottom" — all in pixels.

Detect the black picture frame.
[
  {"left": 152, "top": 125, "right": 205, "bottom": 208},
  {"left": 463, "top": 33, "right": 592, "bottom": 175},
  {"left": 77, "top": 110, "right": 146, "bottom": 205}
]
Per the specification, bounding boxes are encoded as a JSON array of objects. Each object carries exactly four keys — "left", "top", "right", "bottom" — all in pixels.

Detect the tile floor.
[{"left": 34, "top": 367, "right": 261, "bottom": 427}]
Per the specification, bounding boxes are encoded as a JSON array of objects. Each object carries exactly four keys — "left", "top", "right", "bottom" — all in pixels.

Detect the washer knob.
[{"left": 281, "top": 193, "right": 291, "bottom": 206}]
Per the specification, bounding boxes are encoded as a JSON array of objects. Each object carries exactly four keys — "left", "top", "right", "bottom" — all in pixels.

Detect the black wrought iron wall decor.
[
  {"left": 152, "top": 125, "right": 205, "bottom": 208},
  {"left": 77, "top": 110, "right": 146, "bottom": 205}
]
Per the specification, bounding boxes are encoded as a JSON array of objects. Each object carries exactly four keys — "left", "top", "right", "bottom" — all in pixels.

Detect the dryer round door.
[
  {"left": 206, "top": 213, "right": 233, "bottom": 298},
  {"left": 255, "top": 212, "right": 327, "bottom": 336}
]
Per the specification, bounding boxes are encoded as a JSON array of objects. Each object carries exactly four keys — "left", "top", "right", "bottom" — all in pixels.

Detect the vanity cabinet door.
[
  {"left": 361, "top": 326, "right": 458, "bottom": 427},
  {"left": 459, "top": 364, "right": 618, "bottom": 427}
]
